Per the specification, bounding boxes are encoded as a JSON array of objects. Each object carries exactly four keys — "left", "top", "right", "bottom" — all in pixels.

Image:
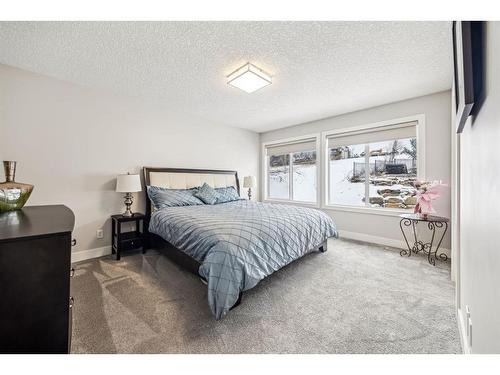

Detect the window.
[
  {"left": 265, "top": 137, "right": 318, "bottom": 203},
  {"left": 329, "top": 143, "right": 366, "bottom": 206},
  {"left": 268, "top": 153, "right": 290, "bottom": 199},
  {"left": 327, "top": 121, "right": 418, "bottom": 210}
]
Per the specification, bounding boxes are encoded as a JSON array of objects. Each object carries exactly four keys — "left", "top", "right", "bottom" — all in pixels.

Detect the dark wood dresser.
[{"left": 0, "top": 205, "right": 75, "bottom": 354}]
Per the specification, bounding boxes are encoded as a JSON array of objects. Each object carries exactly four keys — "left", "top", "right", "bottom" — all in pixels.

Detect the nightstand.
[{"left": 111, "top": 213, "right": 145, "bottom": 260}]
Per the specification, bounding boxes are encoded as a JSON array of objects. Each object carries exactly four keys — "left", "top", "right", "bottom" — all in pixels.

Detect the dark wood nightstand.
[{"left": 111, "top": 213, "right": 145, "bottom": 260}]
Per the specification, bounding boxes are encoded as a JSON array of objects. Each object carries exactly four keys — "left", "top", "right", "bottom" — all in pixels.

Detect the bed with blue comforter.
[{"left": 149, "top": 199, "right": 338, "bottom": 320}]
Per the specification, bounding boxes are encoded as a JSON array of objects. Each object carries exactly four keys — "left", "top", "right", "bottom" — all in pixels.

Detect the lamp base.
[
  {"left": 247, "top": 188, "right": 252, "bottom": 201},
  {"left": 123, "top": 192, "right": 134, "bottom": 217}
]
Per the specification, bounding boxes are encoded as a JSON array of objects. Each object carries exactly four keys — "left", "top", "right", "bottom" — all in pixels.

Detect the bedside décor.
[
  {"left": 412, "top": 180, "right": 447, "bottom": 219},
  {"left": 399, "top": 213, "right": 449, "bottom": 266},
  {"left": 116, "top": 173, "right": 142, "bottom": 217},
  {"left": 111, "top": 212, "right": 145, "bottom": 260},
  {"left": 0, "top": 161, "right": 34, "bottom": 213},
  {"left": 243, "top": 176, "right": 256, "bottom": 200}
]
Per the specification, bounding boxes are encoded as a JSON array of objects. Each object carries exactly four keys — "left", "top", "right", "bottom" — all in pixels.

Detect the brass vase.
[{"left": 0, "top": 161, "right": 34, "bottom": 212}]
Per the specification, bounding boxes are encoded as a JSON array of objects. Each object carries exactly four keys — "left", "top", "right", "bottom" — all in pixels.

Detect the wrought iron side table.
[{"left": 399, "top": 213, "right": 449, "bottom": 266}]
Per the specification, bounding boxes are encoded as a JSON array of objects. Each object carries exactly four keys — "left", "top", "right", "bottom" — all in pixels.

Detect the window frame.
[
  {"left": 262, "top": 133, "right": 321, "bottom": 207},
  {"left": 321, "top": 114, "right": 426, "bottom": 216}
]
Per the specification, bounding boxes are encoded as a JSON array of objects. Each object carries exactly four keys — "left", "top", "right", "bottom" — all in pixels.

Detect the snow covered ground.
[
  {"left": 330, "top": 156, "right": 366, "bottom": 206},
  {"left": 293, "top": 165, "right": 316, "bottom": 202},
  {"left": 269, "top": 165, "right": 316, "bottom": 202},
  {"left": 329, "top": 140, "right": 415, "bottom": 207},
  {"left": 268, "top": 138, "right": 416, "bottom": 208}
]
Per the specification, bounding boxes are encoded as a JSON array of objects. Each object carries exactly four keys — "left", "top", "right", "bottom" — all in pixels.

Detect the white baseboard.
[
  {"left": 338, "top": 230, "right": 451, "bottom": 258},
  {"left": 71, "top": 245, "right": 112, "bottom": 263},
  {"left": 457, "top": 307, "right": 471, "bottom": 354},
  {"left": 72, "top": 231, "right": 451, "bottom": 263}
]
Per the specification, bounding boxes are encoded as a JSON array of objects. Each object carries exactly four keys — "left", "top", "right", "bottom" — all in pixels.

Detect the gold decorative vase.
[{"left": 0, "top": 161, "right": 34, "bottom": 212}]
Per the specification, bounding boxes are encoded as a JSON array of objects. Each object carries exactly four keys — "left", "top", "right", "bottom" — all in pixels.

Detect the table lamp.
[
  {"left": 116, "top": 173, "right": 142, "bottom": 217},
  {"left": 243, "top": 176, "right": 257, "bottom": 200}
]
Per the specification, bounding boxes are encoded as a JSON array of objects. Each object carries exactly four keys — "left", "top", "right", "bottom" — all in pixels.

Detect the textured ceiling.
[{"left": 0, "top": 22, "right": 452, "bottom": 132}]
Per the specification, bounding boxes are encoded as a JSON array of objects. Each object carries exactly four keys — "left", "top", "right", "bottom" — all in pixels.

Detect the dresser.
[{"left": 0, "top": 205, "right": 75, "bottom": 353}]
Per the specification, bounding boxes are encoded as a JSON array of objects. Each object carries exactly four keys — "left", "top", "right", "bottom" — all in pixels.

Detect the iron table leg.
[{"left": 399, "top": 218, "right": 448, "bottom": 266}]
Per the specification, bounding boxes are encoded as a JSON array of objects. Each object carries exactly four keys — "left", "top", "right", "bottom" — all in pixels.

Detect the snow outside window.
[
  {"left": 327, "top": 122, "right": 418, "bottom": 210},
  {"left": 266, "top": 138, "right": 317, "bottom": 203}
]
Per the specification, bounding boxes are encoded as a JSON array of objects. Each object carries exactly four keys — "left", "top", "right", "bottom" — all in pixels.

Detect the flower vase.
[
  {"left": 414, "top": 202, "right": 429, "bottom": 220},
  {"left": 0, "top": 161, "right": 34, "bottom": 212}
]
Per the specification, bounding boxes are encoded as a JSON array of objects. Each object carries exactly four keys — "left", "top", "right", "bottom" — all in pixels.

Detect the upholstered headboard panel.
[
  {"left": 143, "top": 167, "right": 240, "bottom": 217},
  {"left": 149, "top": 172, "right": 237, "bottom": 190}
]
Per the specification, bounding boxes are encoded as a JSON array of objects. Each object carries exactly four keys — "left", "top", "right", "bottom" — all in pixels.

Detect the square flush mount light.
[{"left": 227, "top": 63, "right": 272, "bottom": 93}]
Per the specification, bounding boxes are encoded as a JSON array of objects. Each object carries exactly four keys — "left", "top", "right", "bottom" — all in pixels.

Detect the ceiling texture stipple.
[{"left": 0, "top": 21, "right": 452, "bottom": 133}]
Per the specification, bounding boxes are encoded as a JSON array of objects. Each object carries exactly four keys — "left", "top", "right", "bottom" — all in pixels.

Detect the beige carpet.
[{"left": 70, "top": 238, "right": 461, "bottom": 354}]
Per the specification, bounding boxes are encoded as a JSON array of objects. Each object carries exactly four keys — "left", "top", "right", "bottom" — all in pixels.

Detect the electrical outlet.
[{"left": 96, "top": 229, "right": 104, "bottom": 239}]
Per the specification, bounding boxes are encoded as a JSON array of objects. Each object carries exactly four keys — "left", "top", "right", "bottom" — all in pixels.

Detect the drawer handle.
[
  {"left": 71, "top": 239, "right": 77, "bottom": 246},
  {"left": 69, "top": 297, "right": 74, "bottom": 308},
  {"left": 70, "top": 268, "right": 75, "bottom": 277}
]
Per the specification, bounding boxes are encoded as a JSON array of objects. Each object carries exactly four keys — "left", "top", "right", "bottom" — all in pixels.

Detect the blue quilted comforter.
[{"left": 149, "top": 200, "right": 338, "bottom": 319}]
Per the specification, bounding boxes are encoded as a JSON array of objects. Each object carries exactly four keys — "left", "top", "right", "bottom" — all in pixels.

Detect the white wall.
[
  {"left": 260, "top": 91, "right": 452, "bottom": 249},
  {"left": 457, "top": 22, "right": 500, "bottom": 353},
  {"left": 0, "top": 64, "right": 260, "bottom": 259}
]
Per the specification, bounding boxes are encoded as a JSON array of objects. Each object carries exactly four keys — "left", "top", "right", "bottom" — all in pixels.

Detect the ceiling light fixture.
[{"left": 227, "top": 63, "right": 272, "bottom": 93}]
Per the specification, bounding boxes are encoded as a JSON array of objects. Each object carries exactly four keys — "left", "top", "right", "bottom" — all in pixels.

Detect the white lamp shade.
[
  {"left": 243, "top": 176, "right": 257, "bottom": 188},
  {"left": 116, "top": 174, "right": 142, "bottom": 193}
]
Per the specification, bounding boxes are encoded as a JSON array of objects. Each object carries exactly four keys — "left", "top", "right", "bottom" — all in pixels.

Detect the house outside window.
[{"left": 326, "top": 120, "right": 420, "bottom": 211}]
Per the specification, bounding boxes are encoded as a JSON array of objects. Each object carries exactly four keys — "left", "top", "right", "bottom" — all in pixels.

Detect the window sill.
[
  {"left": 321, "top": 204, "right": 411, "bottom": 217},
  {"left": 262, "top": 200, "right": 411, "bottom": 217},
  {"left": 263, "top": 199, "right": 319, "bottom": 209}
]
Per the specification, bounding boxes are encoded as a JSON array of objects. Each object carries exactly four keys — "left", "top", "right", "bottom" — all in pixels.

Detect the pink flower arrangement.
[{"left": 412, "top": 180, "right": 448, "bottom": 217}]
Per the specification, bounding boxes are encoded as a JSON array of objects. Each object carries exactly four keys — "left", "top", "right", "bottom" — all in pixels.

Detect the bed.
[{"left": 143, "top": 167, "right": 338, "bottom": 320}]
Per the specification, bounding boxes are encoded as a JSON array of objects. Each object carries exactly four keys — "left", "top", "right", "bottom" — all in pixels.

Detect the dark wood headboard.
[{"left": 142, "top": 167, "right": 240, "bottom": 219}]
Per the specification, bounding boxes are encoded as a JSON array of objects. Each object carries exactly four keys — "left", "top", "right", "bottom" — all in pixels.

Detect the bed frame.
[
  {"left": 142, "top": 167, "right": 243, "bottom": 307},
  {"left": 142, "top": 166, "right": 327, "bottom": 314}
]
